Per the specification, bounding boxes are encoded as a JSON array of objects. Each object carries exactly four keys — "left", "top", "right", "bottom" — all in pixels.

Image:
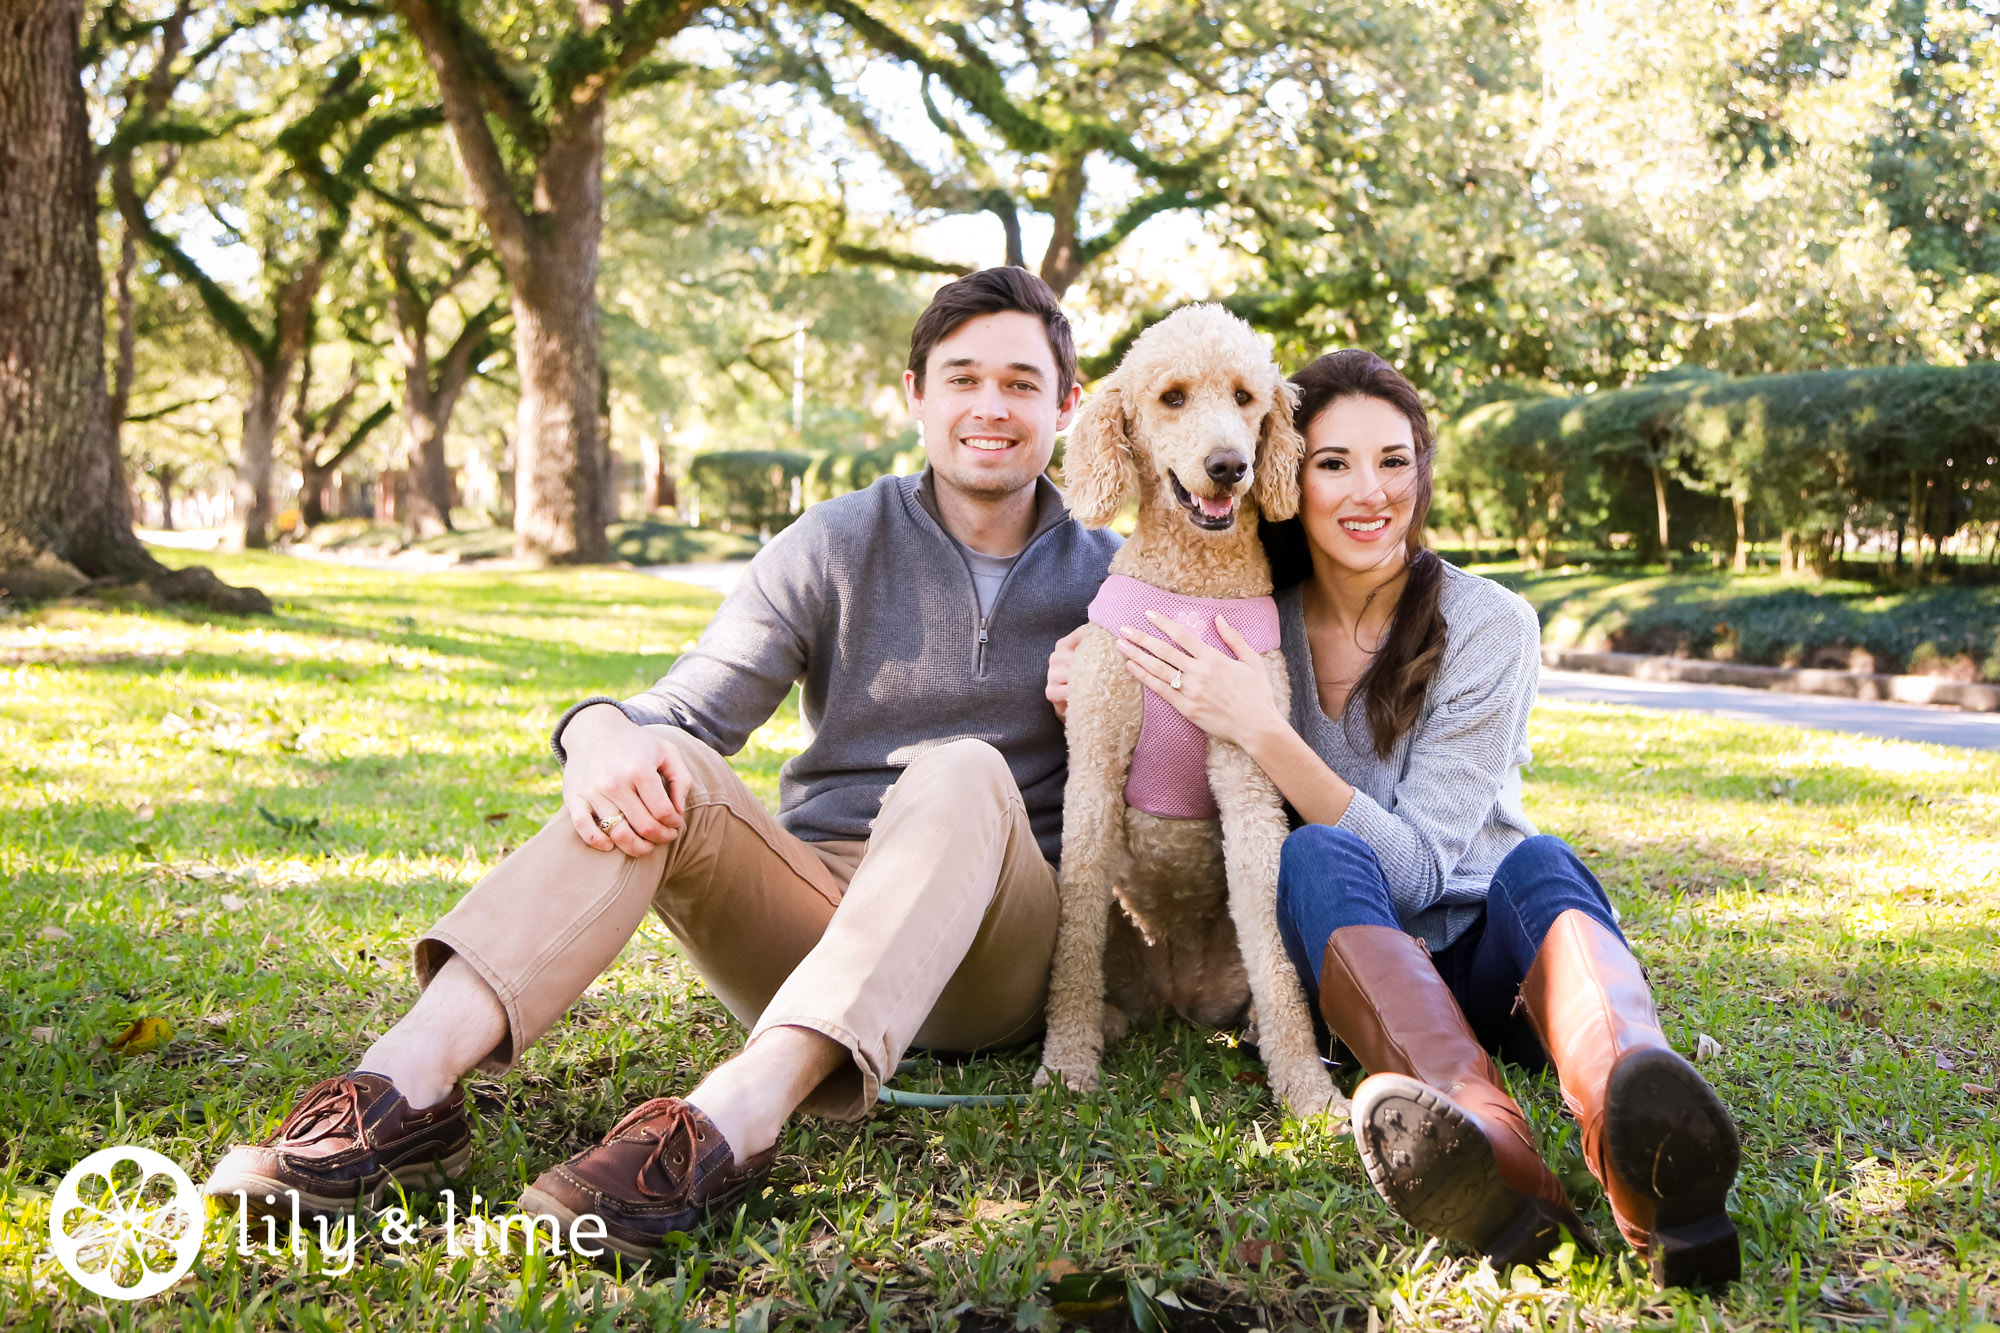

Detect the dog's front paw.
[
  {"left": 1034, "top": 1062, "right": 1100, "bottom": 1094},
  {"left": 1269, "top": 1061, "right": 1344, "bottom": 1122}
]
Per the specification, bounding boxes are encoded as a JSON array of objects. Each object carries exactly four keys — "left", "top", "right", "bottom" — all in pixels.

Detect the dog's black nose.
[{"left": 1204, "top": 450, "right": 1248, "bottom": 486}]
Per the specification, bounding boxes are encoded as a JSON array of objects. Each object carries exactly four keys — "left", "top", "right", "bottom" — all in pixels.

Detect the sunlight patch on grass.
[{"left": 1770, "top": 734, "right": 1981, "bottom": 777}]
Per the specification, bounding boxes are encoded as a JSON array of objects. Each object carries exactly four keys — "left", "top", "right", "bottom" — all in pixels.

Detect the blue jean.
[{"left": 1275, "top": 827, "right": 1625, "bottom": 1068}]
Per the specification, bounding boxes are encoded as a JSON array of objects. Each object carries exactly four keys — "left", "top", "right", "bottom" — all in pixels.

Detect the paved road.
[
  {"left": 1539, "top": 669, "right": 2000, "bottom": 751},
  {"left": 637, "top": 562, "right": 1998, "bottom": 752}
]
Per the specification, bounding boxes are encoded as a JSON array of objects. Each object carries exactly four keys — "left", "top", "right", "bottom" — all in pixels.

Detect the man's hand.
[
  {"left": 561, "top": 704, "right": 691, "bottom": 855},
  {"left": 1045, "top": 625, "right": 1085, "bottom": 720}
]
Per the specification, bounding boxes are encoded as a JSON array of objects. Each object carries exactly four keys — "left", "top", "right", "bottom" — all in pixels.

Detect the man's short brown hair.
[{"left": 907, "top": 266, "right": 1078, "bottom": 402}]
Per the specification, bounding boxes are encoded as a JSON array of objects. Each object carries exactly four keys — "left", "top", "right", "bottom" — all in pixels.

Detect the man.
[{"left": 203, "top": 268, "right": 1119, "bottom": 1260}]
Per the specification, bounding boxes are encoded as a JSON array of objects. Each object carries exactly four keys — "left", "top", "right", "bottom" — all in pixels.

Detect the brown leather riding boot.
[
  {"left": 1320, "top": 925, "right": 1597, "bottom": 1270},
  {"left": 1520, "top": 910, "right": 1741, "bottom": 1289}
]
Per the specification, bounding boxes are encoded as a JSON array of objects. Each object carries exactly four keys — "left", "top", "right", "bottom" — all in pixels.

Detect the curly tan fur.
[{"left": 1039, "top": 305, "right": 1340, "bottom": 1120}]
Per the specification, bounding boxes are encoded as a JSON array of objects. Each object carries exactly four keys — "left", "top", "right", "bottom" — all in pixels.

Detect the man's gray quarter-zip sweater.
[{"left": 551, "top": 469, "right": 1121, "bottom": 866}]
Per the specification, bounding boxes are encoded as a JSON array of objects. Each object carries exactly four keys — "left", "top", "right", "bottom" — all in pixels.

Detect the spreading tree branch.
[
  {"left": 832, "top": 243, "right": 975, "bottom": 275},
  {"left": 391, "top": 0, "right": 542, "bottom": 267},
  {"left": 313, "top": 401, "right": 396, "bottom": 472},
  {"left": 544, "top": 0, "right": 706, "bottom": 111}
]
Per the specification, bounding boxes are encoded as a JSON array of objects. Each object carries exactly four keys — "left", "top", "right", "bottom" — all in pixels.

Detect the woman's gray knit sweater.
[{"left": 1276, "top": 562, "right": 1543, "bottom": 950}]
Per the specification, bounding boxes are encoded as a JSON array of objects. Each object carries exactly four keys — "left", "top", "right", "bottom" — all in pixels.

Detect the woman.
[{"left": 1088, "top": 349, "right": 1741, "bottom": 1289}]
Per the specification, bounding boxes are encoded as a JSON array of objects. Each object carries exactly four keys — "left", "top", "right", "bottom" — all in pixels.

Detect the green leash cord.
[{"left": 875, "top": 1059, "right": 1033, "bottom": 1108}]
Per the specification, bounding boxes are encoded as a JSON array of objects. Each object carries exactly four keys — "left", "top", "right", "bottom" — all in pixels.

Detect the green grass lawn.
[{"left": 1, "top": 551, "right": 1995, "bottom": 1331}]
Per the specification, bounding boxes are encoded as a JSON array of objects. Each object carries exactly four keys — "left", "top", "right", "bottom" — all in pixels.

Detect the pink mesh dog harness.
[{"left": 1085, "top": 573, "right": 1281, "bottom": 820}]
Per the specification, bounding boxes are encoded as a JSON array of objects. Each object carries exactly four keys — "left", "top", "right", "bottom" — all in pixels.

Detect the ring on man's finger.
[{"left": 595, "top": 811, "right": 626, "bottom": 834}]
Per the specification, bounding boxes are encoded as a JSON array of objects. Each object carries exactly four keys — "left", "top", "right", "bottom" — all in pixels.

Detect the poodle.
[{"left": 1037, "top": 305, "right": 1341, "bottom": 1119}]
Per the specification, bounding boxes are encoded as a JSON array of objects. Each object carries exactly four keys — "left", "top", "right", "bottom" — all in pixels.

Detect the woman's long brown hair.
[{"left": 1259, "top": 349, "right": 1447, "bottom": 758}]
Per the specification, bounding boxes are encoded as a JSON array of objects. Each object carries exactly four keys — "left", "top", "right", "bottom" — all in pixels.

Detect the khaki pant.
[{"left": 414, "top": 732, "right": 1059, "bottom": 1118}]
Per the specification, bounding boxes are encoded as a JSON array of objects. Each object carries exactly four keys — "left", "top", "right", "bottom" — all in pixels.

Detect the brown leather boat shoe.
[
  {"left": 203, "top": 1073, "right": 472, "bottom": 1218},
  {"left": 517, "top": 1097, "right": 775, "bottom": 1262}
]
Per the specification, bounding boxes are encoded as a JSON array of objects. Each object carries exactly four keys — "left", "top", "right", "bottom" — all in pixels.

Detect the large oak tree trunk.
[
  {"left": 298, "top": 460, "right": 333, "bottom": 527},
  {"left": 400, "top": 371, "right": 479, "bottom": 541},
  {"left": 0, "top": 0, "right": 265, "bottom": 612},
  {"left": 382, "top": 242, "right": 494, "bottom": 543},
  {"left": 391, "top": 0, "right": 703, "bottom": 565},
  {"left": 401, "top": 391, "right": 456, "bottom": 540},
  {"left": 154, "top": 467, "right": 177, "bottom": 530},
  {"left": 507, "top": 208, "right": 609, "bottom": 563},
  {"left": 230, "top": 361, "right": 287, "bottom": 550}
]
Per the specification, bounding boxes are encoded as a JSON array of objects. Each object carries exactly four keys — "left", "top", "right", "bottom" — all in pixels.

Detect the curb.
[{"left": 1540, "top": 648, "right": 2000, "bottom": 713}]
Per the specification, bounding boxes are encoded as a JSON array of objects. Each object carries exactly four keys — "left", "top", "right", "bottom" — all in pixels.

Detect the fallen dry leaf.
[
  {"left": 38, "top": 926, "right": 69, "bottom": 942},
  {"left": 969, "top": 1198, "right": 1032, "bottom": 1223},
  {"left": 1963, "top": 1083, "right": 1997, "bottom": 1099},
  {"left": 1234, "top": 1237, "right": 1288, "bottom": 1268},
  {"left": 219, "top": 893, "right": 247, "bottom": 912},
  {"left": 29, "top": 1026, "right": 54, "bottom": 1044},
  {"left": 109, "top": 1016, "right": 174, "bottom": 1055},
  {"left": 1160, "top": 1071, "right": 1187, "bottom": 1098},
  {"left": 1233, "top": 1069, "right": 1268, "bottom": 1087},
  {"left": 1694, "top": 1033, "right": 1724, "bottom": 1062},
  {"left": 482, "top": 811, "right": 512, "bottom": 823},
  {"left": 1037, "top": 1258, "right": 1080, "bottom": 1282}
]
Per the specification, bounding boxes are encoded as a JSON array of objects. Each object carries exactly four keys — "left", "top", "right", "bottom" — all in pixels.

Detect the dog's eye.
[
  {"left": 1234, "top": 389, "right": 1253, "bottom": 406},
  {"left": 1160, "top": 389, "right": 1186, "bottom": 408}
]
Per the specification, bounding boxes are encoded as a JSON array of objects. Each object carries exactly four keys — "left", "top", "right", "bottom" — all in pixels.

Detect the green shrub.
[
  {"left": 687, "top": 450, "right": 813, "bottom": 533},
  {"left": 1499, "top": 569, "right": 2000, "bottom": 677},
  {"left": 1441, "top": 364, "right": 2000, "bottom": 576},
  {"left": 802, "top": 441, "right": 925, "bottom": 506}
]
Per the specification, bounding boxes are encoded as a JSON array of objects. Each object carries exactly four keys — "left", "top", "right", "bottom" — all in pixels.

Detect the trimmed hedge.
[
  {"left": 802, "top": 441, "right": 925, "bottom": 506},
  {"left": 686, "top": 450, "right": 813, "bottom": 534},
  {"left": 1496, "top": 569, "right": 2000, "bottom": 680},
  {"left": 686, "top": 443, "right": 925, "bottom": 534},
  {"left": 1440, "top": 364, "right": 2000, "bottom": 575}
]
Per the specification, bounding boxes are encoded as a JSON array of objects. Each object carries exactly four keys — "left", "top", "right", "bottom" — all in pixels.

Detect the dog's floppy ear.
[
  {"left": 1252, "top": 375, "right": 1305, "bottom": 521},
  {"left": 1061, "top": 379, "right": 1135, "bottom": 528}
]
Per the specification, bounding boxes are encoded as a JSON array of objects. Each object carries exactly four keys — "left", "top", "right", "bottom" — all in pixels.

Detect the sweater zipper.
[{"left": 972, "top": 520, "right": 1063, "bottom": 678}]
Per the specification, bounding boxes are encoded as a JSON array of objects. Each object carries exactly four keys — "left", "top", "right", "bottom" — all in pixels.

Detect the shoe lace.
[
  {"left": 610, "top": 1099, "right": 703, "bottom": 1202},
  {"left": 275, "top": 1077, "right": 367, "bottom": 1148}
]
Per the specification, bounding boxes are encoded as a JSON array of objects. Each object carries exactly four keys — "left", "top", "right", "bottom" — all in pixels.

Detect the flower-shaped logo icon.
[{"left": 50, "top": 1147, "right": 203, "bottom": 1300}]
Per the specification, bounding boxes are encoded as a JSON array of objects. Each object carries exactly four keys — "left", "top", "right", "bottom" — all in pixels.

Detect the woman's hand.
[
  {"left": 559, "top": 705, "right": 690, "bottom": 855},
  {"left": 1045, "top": 625, "right": 1085, "bottom": 720},
  {"left": 1116, "top": 609, "right": 1287, "bottom": 752}
]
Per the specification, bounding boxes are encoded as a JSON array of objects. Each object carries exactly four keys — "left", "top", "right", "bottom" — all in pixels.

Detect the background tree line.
[{"left": 6, "top": 0, "right": 2000, "bottom": 606}]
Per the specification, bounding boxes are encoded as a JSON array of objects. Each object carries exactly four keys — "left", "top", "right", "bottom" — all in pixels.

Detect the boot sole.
[
  {"left": 1604, "top": 1047, "right": 1742, "bottom": 1288},
  {"left": 1354, "top": 1075, "right": 1588, "bottom": 1270},
  {"left": 206, "top": 1143, "right": 473, "bottom": 1219},
  {"left": 516, "top": 1184, "right": 662, "bottom": 1264}
]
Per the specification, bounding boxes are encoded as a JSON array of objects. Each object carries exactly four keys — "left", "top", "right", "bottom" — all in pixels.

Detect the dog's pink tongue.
[{"left": 1198, "top": 494, "right": 1235, "bottom": 519}]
